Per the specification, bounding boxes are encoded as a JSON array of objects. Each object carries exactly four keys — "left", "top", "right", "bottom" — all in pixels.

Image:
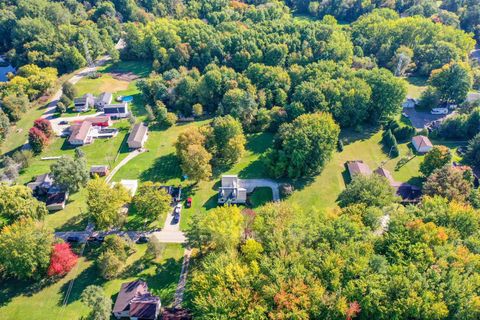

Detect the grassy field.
[
  {"left": 0, "top": 243, "right": 185, "bottom": 320},
  {"left": 405, "top": 76, "right": 428, "bottom": 98}
]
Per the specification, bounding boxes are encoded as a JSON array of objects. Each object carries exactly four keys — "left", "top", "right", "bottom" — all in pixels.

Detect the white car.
[
  {"left": 431, "top": 108, "right": 448, "bottom": 115},
  {"left": 174, "top": 204, "right": 182, "bottom": 215}
]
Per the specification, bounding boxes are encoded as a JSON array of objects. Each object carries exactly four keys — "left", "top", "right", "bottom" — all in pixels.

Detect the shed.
[
  {"left": 127, "top": 122, "right": 148, "bottom": 149},
  {"left": 412, "top": 135, "right": 433, "bottom": 153},
  {"left": 346, "top": 160, "right": 372, "bottom": 178},
  {"left": 90, "top": 165, "right": 109, "bottom": 177},
  {"left": 46, "top": 192, "right": 68, "bottom": 211}
]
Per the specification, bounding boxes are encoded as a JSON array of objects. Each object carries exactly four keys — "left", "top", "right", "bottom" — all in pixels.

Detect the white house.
[
  {"left": 74, "top": 93, "right": 95, "bottom": 112},
  {"left": 218, "top": 175, "right": 247, "bottom": 204},
  {"left": 412, "top": 135, "right": 433, "bottom": 153},
  {"left": 127, "top": 122, "right": 148, "bottom": 149}
]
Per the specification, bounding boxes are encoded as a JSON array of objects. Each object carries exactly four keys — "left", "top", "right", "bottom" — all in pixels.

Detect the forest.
[{"left": 1, "top": 0, "right": 480, "bottom": 319}]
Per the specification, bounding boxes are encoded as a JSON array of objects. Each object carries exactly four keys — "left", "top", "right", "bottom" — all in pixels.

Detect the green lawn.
[
  {"left": 0, "top": 243, "right": 184, "bottom": 320},
  {"left": 405, "top": 76, "right": 428, "bottom": 99},
  {"left": 249, "top": 187, "right": 273, "bottom": 208},
  {"left": 286, "top": 130, "right": 424, "bottom": 210}
]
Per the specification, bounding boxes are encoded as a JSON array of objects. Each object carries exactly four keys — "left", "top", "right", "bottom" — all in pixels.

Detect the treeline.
[
  {"left": 286, "top": 0, "right": 480, "bottom": 43},
  {"left": 0, "top": 0, "right": 120, "bottom": 73}
]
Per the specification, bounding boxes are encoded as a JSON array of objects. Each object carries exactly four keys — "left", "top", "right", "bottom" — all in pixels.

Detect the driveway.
[
  {"left": 105, "top": 149, "right": 145, "bottom": 183},
  {"left": 403, "top": 107, "right": 453, "bottom": 129},
  {"left": 239, "top": 178, "right": 281, "bottom": 201}
]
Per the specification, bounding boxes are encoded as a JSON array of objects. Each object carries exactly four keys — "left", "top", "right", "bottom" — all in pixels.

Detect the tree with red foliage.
[
  {"left": 34, "top": 118, "right": 53, "bottom": 138},
  {"left": 47, "top": 242, "right": 78, "bottom": 277},
  {"left": 346, "top": 301, "right": 361, "bottom": 320},
  {"left": 28, "top": 127, "right": 48, "bottom": 154}
]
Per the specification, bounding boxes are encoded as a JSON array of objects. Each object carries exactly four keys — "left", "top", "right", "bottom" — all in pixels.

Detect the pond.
[{"left": 0, "top": 64, "right": 15, "bottom": 82}]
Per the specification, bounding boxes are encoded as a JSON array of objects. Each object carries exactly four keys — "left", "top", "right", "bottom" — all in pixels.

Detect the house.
[
  {"left": 112, "top": 179, "right": 138, "bottom": 196},
  {"left": 412, "top": 135, "right": 433, "bottom": 153},
  {"left": 161, "top": 308, "right": 192, "bottom": 320},
  {"left": 68, "top": 121, "right": 93, "bottom": 145},
  {"left": 402, "top": 97, "right": 418, "bottom": 108},
  {"left": 113, "top": 280, "right": 161, "bottom": 320},
  {"left": 68, "top": 116, "right": 116, "bottom": 146},
  {"left": 128, "top": 122, "right": 148, "bottom": 149},
  {"left": 27, "top": 173, "right": 54, "bottom": 196},
  {"left": 46, "top": 192, "right": 68, "bottom": 211},
  {"left": 346, "top": 160, "right": 372, "bottom": 178},
  {"left": 374, "top": 167, "right": 422, "bottom": 204},
  {"left": 218, "top": 175, "right": 247, "bottom": 204},
  {"left": 103, "top": 102, "right": 129, "bottom": 118},
  {"left": 95, "top": 92, "right": 113, "bottom": 110},
  {"left": 90, "top": 165, "right": 109, "bottom": 177},
  {"left": 374, "top": 167, "right": 395, "bottom": 183},
  {"left": 74, "top": 93, "right": 95, "bottom": 112}
]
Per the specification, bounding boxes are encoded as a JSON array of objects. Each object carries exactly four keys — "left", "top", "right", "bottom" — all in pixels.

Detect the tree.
[
  {"left": 56, "top": 101, "right": 66, "bottom": 113},
  {"left": 338, "top": 174, "right": 399, "bottom": 208},
  {"left": 86, "top": 178, "right": 131, "bottom": 229},
  {"left": 0, "top": 109, "right": 10, "bottom": 142},
  {"left": 193, "top": 103, "right": 203, "bottom": 117},
  {"left": 0, "top": 184, "right": 48, "bottom": 223},
  {"left": 81, "top": 285, "right": 112, "bottom": 320},
  {"left": 47, "top": 242, "right": 78, "bottom": 277},
  {"left": 50, "top": 155, "right": 89, "bottom": 193},
  {"left": 428, "top": 62, "right": 472, "bottom": 103},
  {"left": 423, "top": 166, "right": 472, "bottom": 202},
  {"left": 97, "top": 235, "right": 133, "bottom": 279},
  {"left": 465, "top": 133, "right": 480, "bottom": 168},
  {"left": 179, "top": 144, "right": 212, "bottom": 182},
  {"left": 133, "top": 182, "right": 172, "bottom": 222},
  {"left": 267, "top": 112, "right": 340, "bottom": 178},
  {"left": 62, "top": 81, "right": 77, "bottom": 100},
  {"left": 420, "top": 146, "right": 452, "bottom": 176},
  {"left": 33, "top": 118, "right": 53, "bottom": 138},
  {"left": 0, "top": 218, "right": 53, "bottom": 279},
  {"left": 209, "top": 116, "right": 246, "bottom": 166},
  {"left": 28, "top": 127, "right": 48, "bottom": 154},
  {"left": 1, "top": 94, "right": 29, "bottom": 122},
  {"left": 188, "top": 206, "right": 244, "bottom": 251}
]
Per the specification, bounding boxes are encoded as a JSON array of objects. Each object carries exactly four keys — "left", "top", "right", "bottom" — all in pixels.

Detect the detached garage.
[
  {"left": 127, "top": 122, "right": 148, "bottom": 149},
  {"left": 412, "top": 135, "right": 433, "bottom": 153}
]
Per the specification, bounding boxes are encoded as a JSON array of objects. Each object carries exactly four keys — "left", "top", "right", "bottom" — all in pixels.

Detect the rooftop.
[
  {"left": 112, "top": 280, "right": 149, "bottom": 314},
  {"left": 347, "top": 160, "right": 372, "bottom": 177},
  {"left": 127, "top": 122, "right": 148, "bottom": 145},
  {"left": 412, "top": 135, "right": 433, "bottom": 148}
]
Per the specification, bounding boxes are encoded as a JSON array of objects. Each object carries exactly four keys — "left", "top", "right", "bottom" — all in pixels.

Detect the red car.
[{"left": 186, "top": 197, "right": 192, "bottom": 208}]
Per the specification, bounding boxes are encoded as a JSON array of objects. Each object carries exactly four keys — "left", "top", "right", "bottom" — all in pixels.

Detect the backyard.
[{"left": 0, "top": 243, "right": 185, "bottom": 320}]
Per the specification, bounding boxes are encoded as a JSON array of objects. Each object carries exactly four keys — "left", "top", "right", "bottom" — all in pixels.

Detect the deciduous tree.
[
  {"left": 50, "top": 155, "right": 89, "bottom": 193},
  {"left": 133, "top": 182, "right": 172, "bottom": 222},
  {"left": 420, "top": 146, "right": 452, "bottom": 177},
  {"left": 47, "top": 242, "right": 78, "bottom": 277}
]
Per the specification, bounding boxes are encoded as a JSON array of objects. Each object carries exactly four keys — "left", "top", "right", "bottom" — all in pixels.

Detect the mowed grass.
[
  {"left": 287, "top": 130, "right": 424, "bottom": 210},
  {"left": 0, "top": 243, "right": 184, "bottom": 320},
  {"left": 405, "top": 76, "right": 428, "bottom": 99}
]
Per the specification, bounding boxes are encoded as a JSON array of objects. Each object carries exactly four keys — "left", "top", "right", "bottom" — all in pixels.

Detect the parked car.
[
  {"left": 59, "top": 120, "right": 69, "bottom": 125},
  {"left": 67, "top": 236, "right": 80, "bottom": 243},
  {"left": 431, "top": 108, "right": 448, "bottom": 115},
  {"left": 186, "top": 197, "right": 192, "bottom": 208},
  {"left": 172, "top": 213, "right": 180, "bottom": 224},
  {"left": 136, "top": 236, "right": 149, "bottom": 244},
  {"left": 174, "top": 203, "right": 182, "bottom": 215}
]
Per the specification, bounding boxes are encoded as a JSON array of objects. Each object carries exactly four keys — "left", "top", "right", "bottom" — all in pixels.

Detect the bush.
[
  {"left": 392, "top": 125, "right": 416, "bottom": 142},
  {"left": 56, "top": 102, "right": 66, "bottom": 113}
]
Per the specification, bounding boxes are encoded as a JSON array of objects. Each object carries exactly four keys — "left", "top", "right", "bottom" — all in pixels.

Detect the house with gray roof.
[
  {"left": 74, "top": 93, "right": 95, "bottom": 112},
  {"left": 113, "top": 280, "right": 161, "bottom": 320},
  {"left": 127, "top": 122, "right": 148, "bottom": 149},
  {"left": 95, "top": 92, "right": 113, "bottom": 110},
  {"left": 103, "top": 102, "right": 129, "bottom": 119}
]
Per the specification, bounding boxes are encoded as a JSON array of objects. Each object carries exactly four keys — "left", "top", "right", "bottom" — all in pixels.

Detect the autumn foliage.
[
  {"left": 33, "top": 118, "right": 53, "bottom": 138},
  {"left": 47, "top": 242, "right": 78, "bottom": 277},
  {"left": 28, "top": 127, "right": 49, "bottom": 154}
]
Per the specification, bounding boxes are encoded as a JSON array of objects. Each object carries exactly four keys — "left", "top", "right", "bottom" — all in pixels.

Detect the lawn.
[
  {"left": 405, "top": 76, "right": 428, "bottom": 99},
  {"left": 286, "top": 129, "right": 424, "bottom": 210},
  {"left": 0, "top": 243, "right": 185, "bottom": 320}
]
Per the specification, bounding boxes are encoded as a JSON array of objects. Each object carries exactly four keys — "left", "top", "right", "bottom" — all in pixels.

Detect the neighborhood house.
[
  {"left": 74, "top": 93, "right": 95, "bottom": 112},
  {"left": 68, "top": 116, "right": 117, "bottom": 146},
  {"left": 113, "top": 280, "right": 161, "bottom": 320},
  {"left": 27, "top": 173, "right": 68, "bottom": 211},
  {"left": 412, "top": 135, "right": 433, "bottom": 153},
  {"left": 128, "top": 122, "right": 149, "bottom": 149},
  {"left": 218, "top": 175, "right": 247, "bottom": 204},
  {"left": 95, "top": 92, "right": 113, "bottom": 110}
]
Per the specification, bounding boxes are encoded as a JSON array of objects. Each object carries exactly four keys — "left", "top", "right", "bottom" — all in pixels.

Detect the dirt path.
[{"left": 173, "top": 248, "right": 192, "bottom": 308}]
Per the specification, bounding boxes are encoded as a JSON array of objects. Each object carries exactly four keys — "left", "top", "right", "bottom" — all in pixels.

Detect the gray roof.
[
  {"left": 74, "top": 93, "right": 94, "bottom": 105},
  {"left": 104, "top": 102, "right": 127, "bottom": 114},
  {"left": 128, "top": 122, "right": 148, "bottom": 145},
  {"left": 113, "top": 280, "right": 149, "bottom": 313},
  {"left": 97, "top": 92, "right": 112, "bottom": 103}
]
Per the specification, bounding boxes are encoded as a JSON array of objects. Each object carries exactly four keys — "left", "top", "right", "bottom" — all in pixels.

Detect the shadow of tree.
[
  {"left": 58, "top": 263, "right": 106, "bottom": 306},
  {"left": 140, "top": 153, "right": 181, "bottom": 182},
  {"left": 0, "top": 278, "right": 57, "bottom": 307},
  {"left": 339, "top": 125, "right": 380, "bottom": 146},
  {"left": 246, "top": 132, "right": 274, "bottom": 154},
  {"left": 56, "top": 213, "right": 88, "bottom": 232}
]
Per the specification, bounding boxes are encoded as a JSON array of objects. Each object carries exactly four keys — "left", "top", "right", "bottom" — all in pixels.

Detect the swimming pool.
[{"left": 122, "top": 96, "right": 133, "bottom": 102}]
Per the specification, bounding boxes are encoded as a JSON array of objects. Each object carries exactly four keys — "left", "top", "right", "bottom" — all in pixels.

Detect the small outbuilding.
[
  {"left": 90, "top": 165, "right": 109, "bottom": 177},
  {"left": 127, "top": 122, "right": 148, "bottom": 149},
  {"left": 412, "top": 135, "right": 433, "bottom": 153},
  {"left": 46, "top": 192, "right": 68, "bottom": 211}
]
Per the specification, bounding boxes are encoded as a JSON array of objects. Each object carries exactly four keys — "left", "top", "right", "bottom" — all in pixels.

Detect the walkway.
[
  {"left": 105, "top": 149, "right": 145, "bottom": 183},
  {"left": 239, "top": 178, "right": 281, "bottom": 201},
  {"left": 173, "top": 248, "right": 192, "bottom": 308}
]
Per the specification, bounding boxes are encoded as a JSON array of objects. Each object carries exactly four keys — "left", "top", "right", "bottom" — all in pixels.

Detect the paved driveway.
[
  {"left": 403, "top": 107, "right": 452, "bottom": 129},
  {"left": 239, "top": 178, "right": 280, "bottom": 201}
]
